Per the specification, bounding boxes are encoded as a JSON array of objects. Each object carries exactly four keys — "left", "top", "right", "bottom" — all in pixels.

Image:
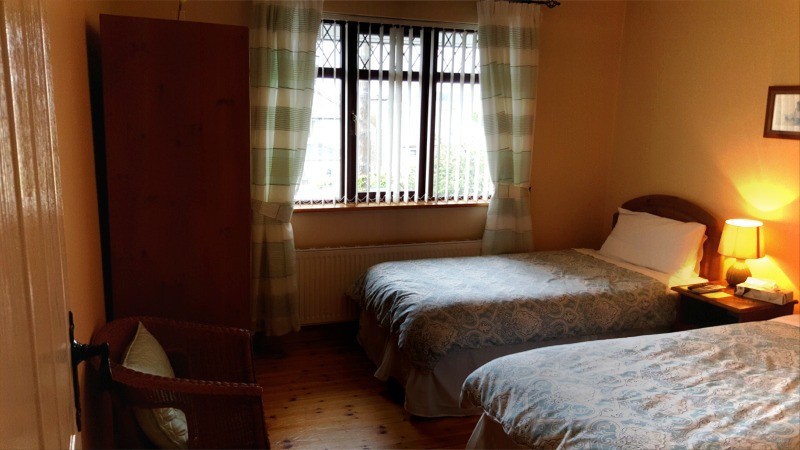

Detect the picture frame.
[{"left": 764, "top": 85, "right": 800, "bottom": 140}]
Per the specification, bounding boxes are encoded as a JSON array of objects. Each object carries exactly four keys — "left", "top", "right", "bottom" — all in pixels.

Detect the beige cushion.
[{"left": 122, "top": 322, "right": 188, "bottom": 449}]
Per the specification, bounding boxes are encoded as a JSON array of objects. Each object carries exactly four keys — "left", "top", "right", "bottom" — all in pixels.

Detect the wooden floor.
[{"left": 254, "top": 323, "right": 478, "bottom": 449}]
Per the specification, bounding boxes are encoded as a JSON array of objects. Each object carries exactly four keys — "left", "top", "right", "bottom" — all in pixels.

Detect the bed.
[
  {"left": 349, "top": 195, "right": 722, "bottom": 417},
  {"left": 461, "top": 314, "right": 800, "bottom": 449}
]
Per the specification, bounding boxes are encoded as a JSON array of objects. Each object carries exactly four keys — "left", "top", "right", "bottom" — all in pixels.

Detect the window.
[{"left": 298, "top": 19, "right": 491, "bottom": 205}]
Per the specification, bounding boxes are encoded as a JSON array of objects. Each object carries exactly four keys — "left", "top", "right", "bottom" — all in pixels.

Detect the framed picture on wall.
[{"left": 764, "top": 85, "right": 800, "bottom": 140}]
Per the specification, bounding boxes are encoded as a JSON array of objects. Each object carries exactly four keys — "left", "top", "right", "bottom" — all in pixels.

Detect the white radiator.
[{"left": 296, "top": 240, "right": 482, "bottom": 325}]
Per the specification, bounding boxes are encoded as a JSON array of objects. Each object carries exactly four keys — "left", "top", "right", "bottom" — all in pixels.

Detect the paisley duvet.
[
  {"left": 349, "top": 250, "right": 676, "bottom": 371},
  {"left": 461, "top": 320, "right": 800, "bottom": 449}
]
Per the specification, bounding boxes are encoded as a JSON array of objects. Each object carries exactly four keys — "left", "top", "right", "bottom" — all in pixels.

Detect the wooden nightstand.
[{"left": 671, "top": 281, "right": 797, "bottom": 331}]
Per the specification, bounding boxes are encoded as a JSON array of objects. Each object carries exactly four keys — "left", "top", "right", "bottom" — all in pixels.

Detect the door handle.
[{"left": 69, "top": 311, "right": 110, "bottom": 431}]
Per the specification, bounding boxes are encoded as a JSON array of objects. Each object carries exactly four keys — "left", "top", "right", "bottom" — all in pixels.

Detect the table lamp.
[{"left": 718, "top": 218, "right": 764, "bottom": 286}]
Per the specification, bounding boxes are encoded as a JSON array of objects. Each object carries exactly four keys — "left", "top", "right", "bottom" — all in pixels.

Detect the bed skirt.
[
  {"left": 466, "top": 414, "right": 527, "bottom": 449},
  {"left": 357, "top": 309, "right": 670, "bottom": 417}
]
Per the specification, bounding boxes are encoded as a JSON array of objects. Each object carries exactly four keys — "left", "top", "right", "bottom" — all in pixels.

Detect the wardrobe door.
[{"left": 100, "top": 15, "right": 250, "bottom": 329}]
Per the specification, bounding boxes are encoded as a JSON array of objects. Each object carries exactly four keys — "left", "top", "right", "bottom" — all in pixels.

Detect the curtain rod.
[
  {"left": 323, "top": 0, "right": 560, "bottom": 30},
  {"left": 513, "top": 0, "right": 561, "bottom": 7},
  {"left": 322, "top": 13, "right": 478, "bottom": 31}
]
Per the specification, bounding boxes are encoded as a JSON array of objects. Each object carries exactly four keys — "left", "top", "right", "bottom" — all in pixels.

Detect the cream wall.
[
  {"left": 530, "top": 0, "right": 626, "bottom": 250},
  {"left": 47, "top": 1, "right": 251, "bottom": 448},
  {"left": 79, "top": 0, "right": 488, "bottom": 249},
  {"left": 45, "top": 1, "right": 106, "bottom": 448},
  {"left": 56, "top": 0, "right": 799, "bottom": 336},
  {"left": 296, "top": 1, "right": 627, "bottom": 250},
  {"left": 71, "top": 0, "right": 798, "bottom": 283},
  {"left": 77, "top": 0, "right": 625, "bottom": 252},
  {"left": 47, "top": 0, "right": 105, "bottom": 348},
  {"left": 42, "top": 0, "right": 800, "bottom": 448},
  {"left": 294, "top": 1, "right": 487, "bottom": 248},
  {"left": 607, "top": 0, "right": 800, "bottom": 291},
  {"left": 50, "top": 1, "right": 763, "bottom": 446}
]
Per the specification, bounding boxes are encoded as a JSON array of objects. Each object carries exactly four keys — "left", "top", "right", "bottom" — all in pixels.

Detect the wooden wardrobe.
[{"left": 99, "top": 15, "right": 250, "bottom": 329}]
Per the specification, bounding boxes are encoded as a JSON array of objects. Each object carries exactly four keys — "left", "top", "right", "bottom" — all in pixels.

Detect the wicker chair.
[{"left": 92, "top": 316, "right": 269, "bottom": 449}]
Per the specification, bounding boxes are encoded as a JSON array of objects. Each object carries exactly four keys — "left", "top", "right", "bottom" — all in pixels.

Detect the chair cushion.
[{"left": 122, "top": 322, "right": 189, "bottom": 449}]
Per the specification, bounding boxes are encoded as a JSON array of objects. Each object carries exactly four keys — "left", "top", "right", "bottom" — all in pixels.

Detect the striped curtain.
[
  {"left": 250, "top": 0, "right": 322, "bottom": 335},
  {"left": 477, "top": 0, "right": 540, "bottom": 255}
]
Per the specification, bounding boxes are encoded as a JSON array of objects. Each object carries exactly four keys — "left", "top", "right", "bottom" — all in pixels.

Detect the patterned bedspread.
[
  {"left": 349, "top": 250, "right": 675, "bottom": 370},
  {"left": 462, "top": 320, "right": 800, "bottom": 449}
]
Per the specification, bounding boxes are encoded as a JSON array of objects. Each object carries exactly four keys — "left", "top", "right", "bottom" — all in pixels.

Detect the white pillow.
[
  {"left": 683, "top": 234, "right": 706, "bottom": 278},
  {"left": 122, "top": 322, "right": 188, "bottom": 449},
  {"left": 599, "top": 208, "right": 706, "bottom": 276}
]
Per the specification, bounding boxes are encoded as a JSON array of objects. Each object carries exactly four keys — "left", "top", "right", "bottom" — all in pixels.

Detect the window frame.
[
  {"left": 314, "top": 20, "right": 347, "bottom": 202},
  {"left": 308, "top": 19, "right": 481, "bottom": 204}
]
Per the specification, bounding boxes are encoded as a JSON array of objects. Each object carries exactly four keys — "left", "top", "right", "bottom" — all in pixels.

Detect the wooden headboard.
[{"left": 612, "top": 195, "right": 722, "bottom": 280}]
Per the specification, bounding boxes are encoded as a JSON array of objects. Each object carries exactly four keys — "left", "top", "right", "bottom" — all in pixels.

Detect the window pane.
[
  {"left": 432, "top": 82, "right": 488, "bottom": 200},
  {"left": 432, "top": 30, "right": 490, "bottom": 201},
  {"left": 437, "top": 30, "right": 480, "bottom": 75},
  {"left": 300, "top": 21, "right": 490, "bottom": 205},
  {"left": 355, "top": 26, "right": 423, "bottom": 202},
  {"left": 356, "top": 79, "right": 420, "bottom": 198},
  {"left": 316, "top": 22, "right": 341, "bottom": 69},
  {"left": 358, "top": 27, "right": 422, "bottom": 73},
  {"left": 298, "top": 22, "right": 342, "bottom": 202},
  {"left": 297, "top": 77, "right": 342, "bottom": 202}
]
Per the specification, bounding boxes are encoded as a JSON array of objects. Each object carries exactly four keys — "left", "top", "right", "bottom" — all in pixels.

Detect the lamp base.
[{"left": 725, "top": 260, "right": 751, "bottom": 287}]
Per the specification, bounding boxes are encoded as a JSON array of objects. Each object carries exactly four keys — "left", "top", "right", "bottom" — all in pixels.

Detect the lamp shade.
[{"left": 718, "top": 218, "right": 765, "bottom": 260}]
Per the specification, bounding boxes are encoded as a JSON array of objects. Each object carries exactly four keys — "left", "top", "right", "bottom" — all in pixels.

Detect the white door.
[{"left": 0, "top": 0, "right": 78, "bottom": 447}]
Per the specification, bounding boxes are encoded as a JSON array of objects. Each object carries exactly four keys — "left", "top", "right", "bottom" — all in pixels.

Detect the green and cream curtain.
[
  {"left": 250, "top": 0, "right": 322, "bottom": 335},
  {"left": 477, "top": 0, "right": 541, "bottom": 255}
]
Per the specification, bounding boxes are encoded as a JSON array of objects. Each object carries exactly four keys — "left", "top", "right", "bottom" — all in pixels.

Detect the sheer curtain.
[
  {"left": 250, "top": 0, "right": 322, "bottom": 335},
  {"left": 477, "top": 0, "right": 541, "bottom": 254}
]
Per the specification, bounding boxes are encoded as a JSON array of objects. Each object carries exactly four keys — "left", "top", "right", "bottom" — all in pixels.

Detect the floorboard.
[{"left": 254, "top": 323, "right": 479, "bottom": 449}]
